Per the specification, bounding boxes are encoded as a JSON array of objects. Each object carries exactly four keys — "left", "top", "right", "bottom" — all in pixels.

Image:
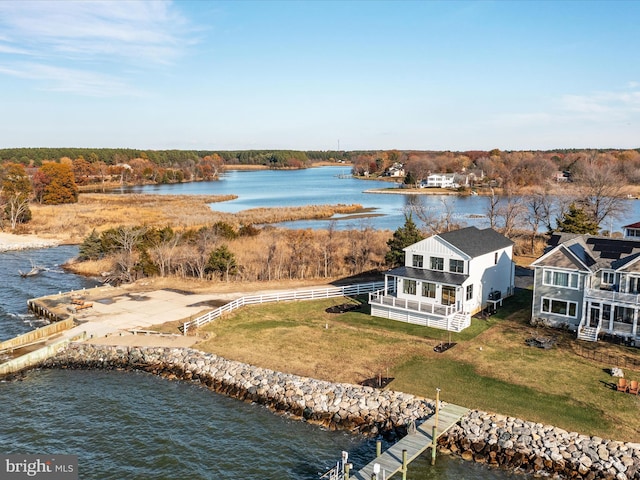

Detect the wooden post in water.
[
  {"left": 344, "top": 462, "right": 350, "bottom": 480},
  {"left": 376, "top": 440, "right": 381, "bottom": 457},
  {"left": 401, "top": 449, "right": 407, "bottom": 480}
]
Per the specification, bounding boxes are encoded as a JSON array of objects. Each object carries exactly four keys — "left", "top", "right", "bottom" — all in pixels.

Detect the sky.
[{"left": 0, "top": 0, "right": 638, "bottom": 152}]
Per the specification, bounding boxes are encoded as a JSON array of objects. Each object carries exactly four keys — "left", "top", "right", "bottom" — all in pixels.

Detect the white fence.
[{"left": 181, "top": 281, "right": 385, "bottom": 334}]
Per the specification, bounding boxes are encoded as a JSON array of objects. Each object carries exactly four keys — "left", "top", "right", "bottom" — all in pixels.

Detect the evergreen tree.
[
  {"left": 385, "top": 213, "right": 424, "bottom": 267},
  {"left": 78, "top": 229, "right": 104, "bottom": 261},
  {"left": 556, "top": 203, "right": 600, "bottom": 235},
  {"left": 206, "top": 245, "right": 238, "bottom": 281}
]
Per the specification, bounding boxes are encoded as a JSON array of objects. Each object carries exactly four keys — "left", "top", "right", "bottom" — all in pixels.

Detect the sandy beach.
[{"left": 0, "top": 232, "right": 60, "bottom": 252}]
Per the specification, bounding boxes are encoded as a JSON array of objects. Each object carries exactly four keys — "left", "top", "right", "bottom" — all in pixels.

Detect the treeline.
[
  {"left": 0, "top": 148, "right": 353, "bottom": 168},
  {"left": 352, "top": 149, "right": 640, "bottom": 188},
  {"left": 78, "top": 223, "right": 389, "bottom": 284}
]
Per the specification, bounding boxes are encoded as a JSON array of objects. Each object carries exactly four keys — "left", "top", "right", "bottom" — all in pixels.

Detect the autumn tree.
[
  {"left": 0, "top": 162, "right": 32, "bottom": 230},
  {"left": 33, "top": 162, "right": 78, "bottom": 205}
]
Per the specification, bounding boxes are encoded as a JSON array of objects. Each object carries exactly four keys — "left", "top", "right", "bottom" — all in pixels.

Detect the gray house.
[{"left": 531, "top": 231, "right": 640, "bottom": 343}]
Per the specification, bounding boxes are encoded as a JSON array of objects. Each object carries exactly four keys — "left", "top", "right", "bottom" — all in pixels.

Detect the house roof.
[
  {"left": 438, "top": 227, "right": 513, "bottom": 258},
  {"left": 622, "top": 222, "right": 640, "bottom": 229},
  {"left": 387, "top": 266, "right": 469, "bottom": 286},
  {"left": 536, "top": 234, "right": 640, "bottom": 272}
]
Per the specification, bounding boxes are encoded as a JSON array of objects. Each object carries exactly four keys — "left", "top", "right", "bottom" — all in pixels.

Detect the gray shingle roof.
[
  {"left": 438, "top": 227, "right": 513, "bottom": 258},
  {"left": 388, "top": 266, "right": 469, "bottom": 286}
]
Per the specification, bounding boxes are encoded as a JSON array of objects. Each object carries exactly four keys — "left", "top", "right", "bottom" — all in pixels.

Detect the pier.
[{"left": 322, "top": 402, "right": 469, "bottom": 480}]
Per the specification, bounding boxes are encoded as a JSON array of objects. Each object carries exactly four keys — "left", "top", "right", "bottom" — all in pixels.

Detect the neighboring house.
[
  {"left": 369, "top": 227, "right": 515, "bottom": 332},
  {"left": 386, "top": 163, "right": 405, "bottom": 177},
  {"left": 421, "top": 173, "right": 458, "bottom": 188},
  {"left": 531, "top": 230, "right": 640, "bottom": 343}
]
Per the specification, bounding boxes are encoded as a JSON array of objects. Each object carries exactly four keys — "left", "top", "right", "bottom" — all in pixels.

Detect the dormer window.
[
  {"left": 430, "top": 257, "right": 444, "bottom": 271},
  {"left": 412, "top": 254, "right": 424, "bottom": 268}
]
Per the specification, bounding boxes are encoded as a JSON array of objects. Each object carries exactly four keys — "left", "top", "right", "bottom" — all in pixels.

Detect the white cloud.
[
  {"left": 0, "top": 0, "right": 196, "bottom": 96},
  {"left": 0, "top": 62, "right": 140, "bottom": 97},
  {"left": 561, "top": 89, "right": 640, "bottom": 117}
]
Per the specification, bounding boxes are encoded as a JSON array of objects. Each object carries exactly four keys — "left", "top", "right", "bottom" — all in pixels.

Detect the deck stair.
[{"left": 578, "top": 325, "right": 599, "bottom": 342}]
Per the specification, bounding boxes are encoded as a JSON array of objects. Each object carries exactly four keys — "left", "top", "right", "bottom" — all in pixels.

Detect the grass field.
[{"left": 194, "top": 289, "right": 640, "bottom": 442}]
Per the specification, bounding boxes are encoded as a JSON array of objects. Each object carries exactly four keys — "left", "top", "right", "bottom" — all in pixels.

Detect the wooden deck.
[{"left": 351, "top": 403, "right": 469, "bottom": 480}]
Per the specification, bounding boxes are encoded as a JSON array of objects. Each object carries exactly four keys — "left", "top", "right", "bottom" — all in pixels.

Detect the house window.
[
  {"left": 422, "top": 282, "right": 436, "bottom": 298},
  {"left": 465, "top": 284, "right": 473, "bottom": 301},
  {"left": 614, "top": 306, "right": 634, "bottom": 324},
  {"left": 602, "top": 303, "right": 611, "bottom": 322},
  {"left": 442, "top": 285, "right": 456, "bottom": 306},
  {"left": 412, "top": 255, "right": 424, "bottom": 268},
  {"left": 541, "top": 297, "right": 577, "bottom": 318},
  {"left": 449, "top": 259, "right": 464, "bottom": 273},
  {"left": 627, "top": 228, "right": 640, "bottom": 238},
  {"left": 629, "top": 277, "right": 640, "bottom": 294},
  {"left": 430, "top": 257, "right": 444, "bottom": 271},
  {"left": 403, "top": 279, "right": 417, "bottom": 295},
  {"left": 601, "top": 271, "right": 615, "bottom": 285},
  {"left": 542, "top": 269, "right": 579, "bottom": 289}
]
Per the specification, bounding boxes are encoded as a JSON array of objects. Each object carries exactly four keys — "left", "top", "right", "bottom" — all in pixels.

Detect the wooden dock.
[{"left": 351, "top": 403, "right": 469, "bottom": 480}]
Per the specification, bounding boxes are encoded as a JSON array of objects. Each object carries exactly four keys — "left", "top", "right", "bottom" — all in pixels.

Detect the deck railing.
[
  {"left": 181, "top": 281, "right": 385, "bottom": 334},
  {"left": 368, "top": 290, "right": 457, "bottom": 317}
]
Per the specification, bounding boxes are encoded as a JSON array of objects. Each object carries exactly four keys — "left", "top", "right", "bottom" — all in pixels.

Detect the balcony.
[{"left": 585, "top": 288, "right": 640, "bottom": 305}]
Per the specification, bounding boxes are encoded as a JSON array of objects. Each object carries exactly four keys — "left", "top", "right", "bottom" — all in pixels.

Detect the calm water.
[
  {"left": 119, "top": 167, "right": 492, "bottom": 231},
  {"left": 118, "top": 166, "right": 640, "bottom": 232}
]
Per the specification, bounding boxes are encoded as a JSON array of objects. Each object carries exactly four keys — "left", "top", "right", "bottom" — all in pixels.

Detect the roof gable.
[{"left": 532, "top": 245, "right": 591, "bottom": 271}]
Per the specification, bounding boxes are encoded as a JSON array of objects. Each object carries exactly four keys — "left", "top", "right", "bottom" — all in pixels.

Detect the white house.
[
  {"left": 422, "top": 173, "right": 458, "bottom": 188},
  {"left": 531, "top": 229, "right": 640, "bottom": 344},
  {"left": 369, "top": 227, "right": 515, "bottom": 332}
]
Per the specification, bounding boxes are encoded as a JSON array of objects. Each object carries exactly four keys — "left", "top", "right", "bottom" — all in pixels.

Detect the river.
[
  {"left": 0, "top": 222, "right": 537, "bottom": 477},
  {"left": 117, "top": 166, "right": 640, "bottom": 232}
]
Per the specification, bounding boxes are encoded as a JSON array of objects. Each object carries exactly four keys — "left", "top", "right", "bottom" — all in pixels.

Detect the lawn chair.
[
  {"left": 628, "top": 380, "right": 639, "bottom": 395},
  {"left": 617, "top": 378, "right": 629, "bottom": 392}
]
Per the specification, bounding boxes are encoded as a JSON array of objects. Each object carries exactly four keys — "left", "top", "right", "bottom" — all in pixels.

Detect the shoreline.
[
  {"left": 0, "top": 232, "right": 60, "bottom": 252},
  {"left": 34, "top": 343, "right": 640, "bottom": 479}
]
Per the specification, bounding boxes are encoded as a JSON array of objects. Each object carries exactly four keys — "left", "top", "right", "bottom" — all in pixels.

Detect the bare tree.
[
  {"left": 574, "top": 152, "right": 629, "bottom": 228},
  {"left": 410, "top": 197, "right": 465, "bottom": 235},
  {"left": 486, "top": 188, "right": 500, "bottom": 229},
  {"left": 497, "top": 193, "right": 525, "bottom": 238},
  {"left": 525, "top": 189, "right": 555, "bottom": 253}
]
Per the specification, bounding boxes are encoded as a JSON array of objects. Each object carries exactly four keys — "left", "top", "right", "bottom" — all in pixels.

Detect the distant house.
[
  {"left": 386, "top": 163, "right": 405, "bottom": 177},
  {"left": 369, "top": 227, "right": 515, "bottom": 332},
  {"left": 531, "top": 229, "right": 640, "bottom": 343},
  {"left": 422, "top": 173, "right": 457, "bottom": 188}
]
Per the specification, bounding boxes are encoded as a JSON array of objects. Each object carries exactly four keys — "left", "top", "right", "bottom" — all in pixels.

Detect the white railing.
[
  {"left": 368, "top": 290, "right": 457, "bottom": 317},
  {"left": 585, "top": 288, "right": 640, "bottom": 305},
  {"left": 182, "top": 281, "right": 385, "bottom": 334}
]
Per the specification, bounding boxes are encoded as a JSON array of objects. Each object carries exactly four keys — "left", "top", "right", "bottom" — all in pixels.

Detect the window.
[
  {"left": 430, "top": 257, "right": 444, "bottom": 271},
  {"left": 542, "top": 269, "right": 579, "bottom": 289},
  {"left": 442, "top": 286, "right": 456, "bottom": 306},
  {"left": 412, "top": 254, "right": 423, "bottom": 268},
  {"left": 541, "top": 297, "right": 577, "bottom": 318},
  {"left": 629, "top": 277, "right": 640, "bottom": 294},
  {"left": 422, "top": 282, "right": 436, "bottom": 298},
  {"left": 602, "top": 303, "right": 611, "bottom": 322},
  {"left": 449, "top": 259, "right": 464, "bottom": 273},
  {"left": 403, "top": 279, "right": 416, "bottom": 295},
  {"left": 601, "top": 271, "right": 615, "bottom": 285},
  {"left": 614, "top": 306, "right": 634, "bottom": 324},
  {"left": 465, "top": 284, "right": 473, "bottom": 301}
]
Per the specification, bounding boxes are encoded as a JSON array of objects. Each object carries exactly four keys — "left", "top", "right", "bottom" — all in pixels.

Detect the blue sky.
[{"left": 0, "top": 0, "right": 638, "bottom": 151}]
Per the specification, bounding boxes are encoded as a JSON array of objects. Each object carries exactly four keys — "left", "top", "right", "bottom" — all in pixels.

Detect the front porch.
[
  {"left": 369, "top": 290, "right": 471, "bottom": 332},
  {"left": 578, "top": 289, "right": 640, "bottom": 344}
]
